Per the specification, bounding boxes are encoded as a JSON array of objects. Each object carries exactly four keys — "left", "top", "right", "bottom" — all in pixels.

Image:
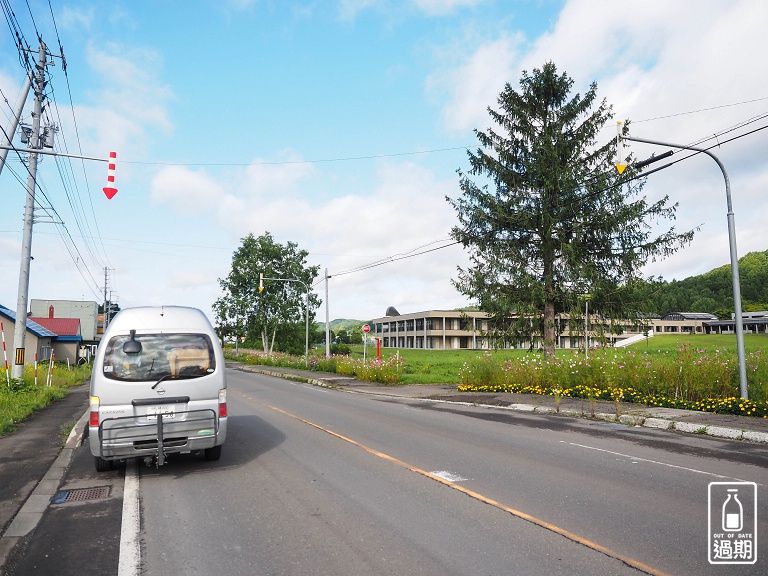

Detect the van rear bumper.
[{"left": 93, "top": 409, "right": 226, "bottom": 461}]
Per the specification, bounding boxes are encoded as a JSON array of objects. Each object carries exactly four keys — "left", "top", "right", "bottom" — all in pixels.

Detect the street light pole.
[
  {"left": 580, "top": 293, "right": 593, "bottom": 361},
  {"left": 620, "top": 133, "right": 748, "bottom": 399},
  {"left": 0, "top": 71, "right": 32, "bottom": 176},
  {"left": 325, "top": 268, "right": 331, "bottom": 359},
  {"left": 259, "top": 274, "right": 310, "bottom": 368}
]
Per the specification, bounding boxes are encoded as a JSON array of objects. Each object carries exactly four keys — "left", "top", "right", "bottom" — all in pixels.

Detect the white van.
[{"left": 89, "top": 306, "right": 227, "bottom": 471}]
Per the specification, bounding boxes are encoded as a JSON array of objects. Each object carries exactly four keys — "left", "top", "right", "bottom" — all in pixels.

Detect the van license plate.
[{"left": 147, "top": 406, "right": 175, "bottom": 420}]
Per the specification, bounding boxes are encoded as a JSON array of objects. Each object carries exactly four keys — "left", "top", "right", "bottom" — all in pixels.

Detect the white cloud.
[
  {"left": 338, "top": 0, "right": 485, "bottom": 22},
  {"left": 414, "top": 0, "right": 487, "bottom": 16},
  {"left": 59, "top": 5, "right": 95, "bottom": 31},
  {"left": 338, "top": 0, "right": 380, "bottom": 21},
  {"left": 429, "top": 33, "right": 522, "bottom": 133},
  {"left": 242, "top": 152, "right": 315, "bottom": 198},
  {"left": 150, "top": 166, "right": 225, "bottom": 215},
  {"left": 45, "top": 43, "right": 174, "bottom": 169},
  {"left": 86, "top": 44, "right": 173, "bottom": 133},
  {"left": 147, "top": 154, "right": 469, "bottom": 319}
]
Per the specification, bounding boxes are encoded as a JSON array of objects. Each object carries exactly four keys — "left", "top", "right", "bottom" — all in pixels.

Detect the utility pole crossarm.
[{"left": 0, "top": 144, "right": 113, "bottom": 163}]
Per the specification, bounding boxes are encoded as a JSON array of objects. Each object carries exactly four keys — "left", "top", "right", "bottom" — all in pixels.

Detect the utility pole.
[
  {"left": 103, "top": 267, "right": 108, "bottom": 330},
  {"left": 3, "top": 41, "right": 116, "bottom": 380},
  {"left": 107, "top": 289, "right": 118, "bottom": 325},
  {"left": 102, "top": 267, "right": 115, "bottom": 329},
  {"left": 11, "top": 41, "right": 48, "bottom": 380}
]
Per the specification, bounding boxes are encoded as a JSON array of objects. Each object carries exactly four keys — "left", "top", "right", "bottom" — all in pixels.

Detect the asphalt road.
[{"left": 5, "top": 368, "right": 768, "bottom": 575}]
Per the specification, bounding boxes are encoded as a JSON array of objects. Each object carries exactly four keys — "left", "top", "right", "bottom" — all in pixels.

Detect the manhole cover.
[{"left": 51, "top": 486, "right": 110, "bottom": 504}]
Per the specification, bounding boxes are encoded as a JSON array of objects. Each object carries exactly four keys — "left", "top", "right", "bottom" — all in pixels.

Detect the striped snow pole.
[
  {"left": 34, "top": 353, "right": 38, "bottom": 387},
  {"left": 1, "top": 321, "right": 8, "bottom": 387},
  {"left": 46, "top": 353, "right": 55, "bottom": 386},
  {"left": 103, "top": 151, "right": 118, "bottom": 199}
]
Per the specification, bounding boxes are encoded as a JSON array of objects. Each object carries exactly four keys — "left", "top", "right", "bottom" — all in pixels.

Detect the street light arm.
[
  {"left": 623, "top": 136, "right": 733, "bottom": 212},
  {"left": 621, "top": 134, "right": 747, "bottom": 399}
]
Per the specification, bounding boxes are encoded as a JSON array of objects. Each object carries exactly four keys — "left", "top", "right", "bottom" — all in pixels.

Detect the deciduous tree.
[{"left": 213, "top": 232, "right": 320, "bottom": 355}]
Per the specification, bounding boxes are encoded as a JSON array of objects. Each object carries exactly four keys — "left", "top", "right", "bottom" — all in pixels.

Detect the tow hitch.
[{"left": 98, "top": 408, "right": 218, "bottom": 468}]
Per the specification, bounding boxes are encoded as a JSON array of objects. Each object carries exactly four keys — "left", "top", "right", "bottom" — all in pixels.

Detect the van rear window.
[{"left": 102, "top": 333, "right": 216, "bottom": 382}]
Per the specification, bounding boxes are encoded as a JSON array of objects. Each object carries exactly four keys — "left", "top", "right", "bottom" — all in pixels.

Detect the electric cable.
[
  {"left": 633, "top": 96, "right": 768, "bottom": 124},
  {"left": 46, "top": 0, "right": 112, "bottom": 268}
]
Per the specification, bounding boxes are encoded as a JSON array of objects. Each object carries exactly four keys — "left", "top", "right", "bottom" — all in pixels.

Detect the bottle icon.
[{"left": 722, "top": 488, "right": 743, "bottom": 532}]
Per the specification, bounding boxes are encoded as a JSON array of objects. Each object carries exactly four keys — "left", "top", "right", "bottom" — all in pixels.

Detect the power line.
[
  {"left": 110, "top": 97, "right": 768, "bottom": 168},
  {"left": 123, "top": 146, "right": 476, "bottom": 167},
  {"left": 633, "top": 96, "right": 768, "bottom": 124},
  {"left": 327, "top": 239, "right": 461, "bottom": 282}
]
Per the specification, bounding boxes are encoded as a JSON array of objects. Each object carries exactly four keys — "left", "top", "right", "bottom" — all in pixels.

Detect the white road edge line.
[
  {"left": 118, "top": 459, "right": 140, "bottom": 576},
  {"left": 562, "top": 441, "right": 754, "bottom": 483}
]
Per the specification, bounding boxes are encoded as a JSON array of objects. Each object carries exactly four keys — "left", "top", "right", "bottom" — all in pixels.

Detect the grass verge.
[{"left": 0, "top": 363, "right": 92, "bottom": 437}]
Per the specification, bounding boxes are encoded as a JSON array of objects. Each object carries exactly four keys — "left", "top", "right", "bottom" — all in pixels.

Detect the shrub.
[{"left": 330, "top": 344, "right": 351, "bottom": 356}]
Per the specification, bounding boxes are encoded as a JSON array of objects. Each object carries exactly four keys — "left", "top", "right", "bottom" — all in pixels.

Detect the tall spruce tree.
[{"left": 447, "top": 62, "right": 693, "bottom": 357}]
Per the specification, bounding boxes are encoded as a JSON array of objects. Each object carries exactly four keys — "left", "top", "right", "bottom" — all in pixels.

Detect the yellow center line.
[{"left": 266, "top": 403, "right": 672, "bottom": 576}]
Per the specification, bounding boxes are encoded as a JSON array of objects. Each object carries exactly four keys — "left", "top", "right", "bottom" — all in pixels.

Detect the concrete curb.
[
  {"left": 0, "top": 408, "right": 89, "bottom": 572},
  {"left": 475, "top": 402, "right": 768, "bottom": 443},
  {"left": 246, "top": 366, "right": 768, "bottom": 444}
]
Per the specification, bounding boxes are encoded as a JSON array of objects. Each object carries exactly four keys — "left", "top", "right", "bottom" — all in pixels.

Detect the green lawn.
[{"left": 351, "top": 333, "right": 768, "bottom": 385}]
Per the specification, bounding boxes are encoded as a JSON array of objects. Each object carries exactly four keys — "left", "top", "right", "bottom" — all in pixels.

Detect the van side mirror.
[{"left": 123, "top": 330, "right": 142, "bottom": 354}]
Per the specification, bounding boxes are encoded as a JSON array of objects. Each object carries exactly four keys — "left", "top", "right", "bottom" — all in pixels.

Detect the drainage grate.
[{"left": 51, "top": 486, "right": 110, "bottom": 504}]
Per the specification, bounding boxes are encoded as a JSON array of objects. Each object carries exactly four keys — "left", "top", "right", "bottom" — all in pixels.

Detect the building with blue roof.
[{"left": 0, "top": 305, "right": 56, "bottom": 371}]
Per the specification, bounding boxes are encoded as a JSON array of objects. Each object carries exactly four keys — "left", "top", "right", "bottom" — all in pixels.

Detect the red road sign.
[{"left": 362, "top": 323, "right": 371, "bottom": 333}]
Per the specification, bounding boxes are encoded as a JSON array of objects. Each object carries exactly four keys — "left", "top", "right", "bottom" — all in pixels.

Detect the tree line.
[{"left": 644, "top": 249, "right": 768, "bottom": 318}]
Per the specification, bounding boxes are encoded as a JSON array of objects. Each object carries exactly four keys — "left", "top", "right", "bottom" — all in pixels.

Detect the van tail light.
[
  {"left": 90, "top": 396, "right": 100, "bottom": 427},
  {"left": 218, "top": 388, "right": 227, "bottom": 418}
]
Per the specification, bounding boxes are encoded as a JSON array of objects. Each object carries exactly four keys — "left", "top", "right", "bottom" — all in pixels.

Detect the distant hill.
[
  {"left": 649, "top": 249, "right": 768, "bottom": 316},
  {"left": 328, "top": 318, "right": 367, "bottom": 331}
]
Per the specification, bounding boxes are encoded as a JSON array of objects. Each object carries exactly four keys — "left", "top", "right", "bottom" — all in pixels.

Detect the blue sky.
[{"left": 1, "top": 0, "right": 767, "bottom": 325}]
